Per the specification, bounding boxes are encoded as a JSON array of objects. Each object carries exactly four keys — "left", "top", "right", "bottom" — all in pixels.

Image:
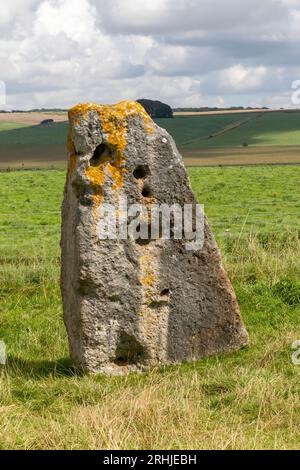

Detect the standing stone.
[{"left": 61, "top": 100, "right": 248, "bottom": 374}]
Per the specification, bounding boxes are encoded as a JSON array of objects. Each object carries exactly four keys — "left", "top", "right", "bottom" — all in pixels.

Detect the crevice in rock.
[
  {"left": 134, "top": 223, "right": 153, "bottom": 245},
  {"left": 160, "top": 288, "right": 170, "bottom": 296},
  {"left": 141, "top": 184, "right": 152, "bottom": 198},
  {"left": 135, "top": 237, "right": 152, "bottom": 246},
  {"left": 113, "top": 331, "right": 145, "bottom": 365},
  {"left": 133, "top": 164, "right": 150, "bottom": 179},
  {"left": 90, "top": 143, "right": 112, "bottom": 166},
  {"left": 149, "top": 299, "right": 169, "bottom": 308}
]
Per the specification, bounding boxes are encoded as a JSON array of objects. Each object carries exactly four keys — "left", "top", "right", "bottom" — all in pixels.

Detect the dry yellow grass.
[
  {"left": 1, "top": 355, "right": 300, "bottom": 450},
  {"left": 0, "top": 112, "right": 67, "bottom": 126}
]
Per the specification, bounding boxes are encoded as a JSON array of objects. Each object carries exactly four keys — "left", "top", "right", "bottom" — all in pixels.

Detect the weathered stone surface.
[{"left": 61, "top": 100, "right": 248, "bottom": 374}]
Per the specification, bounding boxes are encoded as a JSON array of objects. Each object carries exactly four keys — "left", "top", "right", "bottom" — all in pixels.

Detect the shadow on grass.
[
  {"left": 2, "top": 345, "right": 252, "bottom": 382},
  {"left": 4, "top": 356, "right": 84, "bottom": 379}
]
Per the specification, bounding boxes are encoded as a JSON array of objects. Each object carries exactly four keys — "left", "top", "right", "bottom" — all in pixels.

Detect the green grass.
[
  {"left": 159, "top": 111, "right": 300, "bottom": 148},
  {"left": 0, "top": 122, "right": 31, "bottom": 132},
  {"left": 1, "top": 111, "right": 300, "bottom": 149},
  {"left": 0, "top": 122, "right": 68, "bottom": 145},
  {"left": 189, "top": 166, "right": 300, "bottom": 236},
  {"left": 157, "top": 114, "right": 243, "bottom": 147},
  {"left": 1, "top": 167, "right": 300, "bottom": 449}
]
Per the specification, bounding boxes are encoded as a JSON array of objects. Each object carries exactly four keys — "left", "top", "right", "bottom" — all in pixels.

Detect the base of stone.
[{"left": 75, "top": 343, "right": 248, "bottom": 375}]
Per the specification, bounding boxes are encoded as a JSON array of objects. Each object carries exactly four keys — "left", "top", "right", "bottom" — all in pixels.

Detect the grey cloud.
[
  {"left": 94, "top": 0, "right": 289, "bottom": 35},
  {"left": 165, "top": 34, "right": 300, "bottom": 68},
  {"left": 1, "top": 0, "right": 300, "bottom": 109}
]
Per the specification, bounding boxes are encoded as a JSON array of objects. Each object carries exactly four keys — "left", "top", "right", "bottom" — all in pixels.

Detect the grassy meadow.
[
  {"left": 0, "top": 121, "right": 68, "bottom": 145},
  {"left": 1, "top": 166, "right": 300, "bottom": 449},
  {"left": 0, "top": 110, "right": 300, "bottom": 169},
  {"left": 160, "top": 111, "right": 300, "bottom": 148},
  {"left": 0, "top": 122, "right": 31, "bottom": 132},
  {"left": 1, "top": 111, "right": 300, "bottom": 147}
]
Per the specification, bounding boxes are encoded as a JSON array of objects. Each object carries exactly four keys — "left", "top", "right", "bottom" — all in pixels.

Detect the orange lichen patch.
[
  {"left": 107, "top": 163, "right": 127, "bottom": 190},
  {"left": 68, "top": 100, "right": 153, "bottom": 134},
  {"left": 67, "top": 129, "right": 77, "bottom": 177},
  {"left": 85, "top": 164, "right": 106, "bottom": 187},
  {"left": 91, "top": 188, "right": 103, "bottom": 207},
  {"left": 85, "top": 162, "right": 106, "bottom": 206},
  {"left": 68, "top": 101, "right": 154, "bottom": 205}
]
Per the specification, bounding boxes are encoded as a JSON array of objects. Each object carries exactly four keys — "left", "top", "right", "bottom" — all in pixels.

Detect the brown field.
[
  {"left": 0, "top": 108, "right": 291, "bottom": 125},
  {"left": 0, "top": 112, "right": 67, "bottom": 125},
  {"left": 1, "top": 144, "right": 300, "bottom": 170},
  {"left": 0, "top": 144, "right": 66, "bottom": 169},
  {"left": 182, "top": 146, "right": 300, "bottom": 166}
]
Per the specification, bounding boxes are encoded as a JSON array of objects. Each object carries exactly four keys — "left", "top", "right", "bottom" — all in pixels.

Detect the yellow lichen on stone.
[
  {"left": 68, "top": 101, "right": 154, "bottom": 205},
  {"left": 67, "top": 129, "right": 77, "bottom": 177},
  {"left": 85, "top": 164, "right": 105, "bottom": 186},
  {"left": 140, "top": 253, "right": 158, "bottom": 291},
  {"left": 141, "top": 272, "right": 157, "bottom": 288},
  {"left": 107, "top": 163, "right": 127, "bottom": 190},
  {"left": 85, "top": 164, "right": 105, "bottom": 206},
  {"left": 138, "top": 252, "right": 159, "bottom": 318}
]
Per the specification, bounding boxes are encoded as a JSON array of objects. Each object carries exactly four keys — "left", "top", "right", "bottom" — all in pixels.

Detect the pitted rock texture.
[{"left": 61, "top": 100, "right": 248, "bottom": 374}]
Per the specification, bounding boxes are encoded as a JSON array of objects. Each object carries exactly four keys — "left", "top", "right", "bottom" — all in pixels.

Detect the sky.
[{"left": 1, "top": 0, "right": 300, "bottom": 110}]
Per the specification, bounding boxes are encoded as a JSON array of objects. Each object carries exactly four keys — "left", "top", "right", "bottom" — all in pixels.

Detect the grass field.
[
  {"left": 1, "top": 111, "right": 300, "bottom": 147},
  {"left": 0, "top": 111, "right": 299, "bottom": 169},
  {"left": 1, "top": 166, "right": 300, "bottom": 449},
  {"left": 159, "top": 111, "right": 300, "bottom": 148},
  {"left": 0, "top": 122, "right": 31, "bottom": 132},
  {"left": 0, "top": 122, "right": 68, "bottom": 145}
]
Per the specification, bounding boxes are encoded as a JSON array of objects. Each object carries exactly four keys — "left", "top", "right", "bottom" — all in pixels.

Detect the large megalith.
[{"left": 61, "top": 100, "right": 248, "bottom": 374}]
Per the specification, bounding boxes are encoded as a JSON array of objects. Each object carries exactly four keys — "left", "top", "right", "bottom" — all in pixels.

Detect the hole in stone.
[
  {"left": 114, "top": 331, "right": 145, "bottom": 366},
  {"left": 160, "top": 289, "right": 170, "bottom": 296},
  {"left": 133, "top": 164, "right": 150, "bottom": 179},
  {"left": 135, "top": 237, "right": 152, "bottom": 246},
  {"left": 90, "top": 143, "right": 112, "bottom": 167},
  {"left": 134, "top": 223, "right": 152, "bottom": 245},
  {"left": 142, "top": 185, "right": 151, "bottom": 198}
]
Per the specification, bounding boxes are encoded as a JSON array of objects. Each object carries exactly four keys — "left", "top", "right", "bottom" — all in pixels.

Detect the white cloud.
[
  {"left": 222, "top": 65, "right": 268, "bottom": 92},
  {"left": 0, "top": 0, "right": 299, "bottom": 109},
  {"left": 0, "top": 0, "right": 38, "bottom": 28},
  {"left": 103, "top": 0, "right": 169, "bottom": 32},
  {"left": 34, "top": 0, "right": 97, "bottom": 45}
]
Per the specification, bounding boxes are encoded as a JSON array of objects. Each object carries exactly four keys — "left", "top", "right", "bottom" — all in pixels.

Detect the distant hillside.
[
  {"left": 0, "top": 121, "right": 68, "bottom": 145},
  {"left": 1, "top": 111, "right": 300, "bottom": 148},
  {"left": 173, "top": 106, "right": 269, "bottom": 112},
  {"left": 158, "top": 111, "right": 300, "bottom": 148},
  {"left": 1, "top": 110, "right": 300, "bottom": 168},
  {"left": 137, "top": 99, "right": 173, "bottom": 118}
]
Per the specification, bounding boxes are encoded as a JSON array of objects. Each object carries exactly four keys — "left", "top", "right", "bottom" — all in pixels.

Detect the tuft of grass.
[{"left": 1, "top": 166, "right": 300, "bottom": 449}]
